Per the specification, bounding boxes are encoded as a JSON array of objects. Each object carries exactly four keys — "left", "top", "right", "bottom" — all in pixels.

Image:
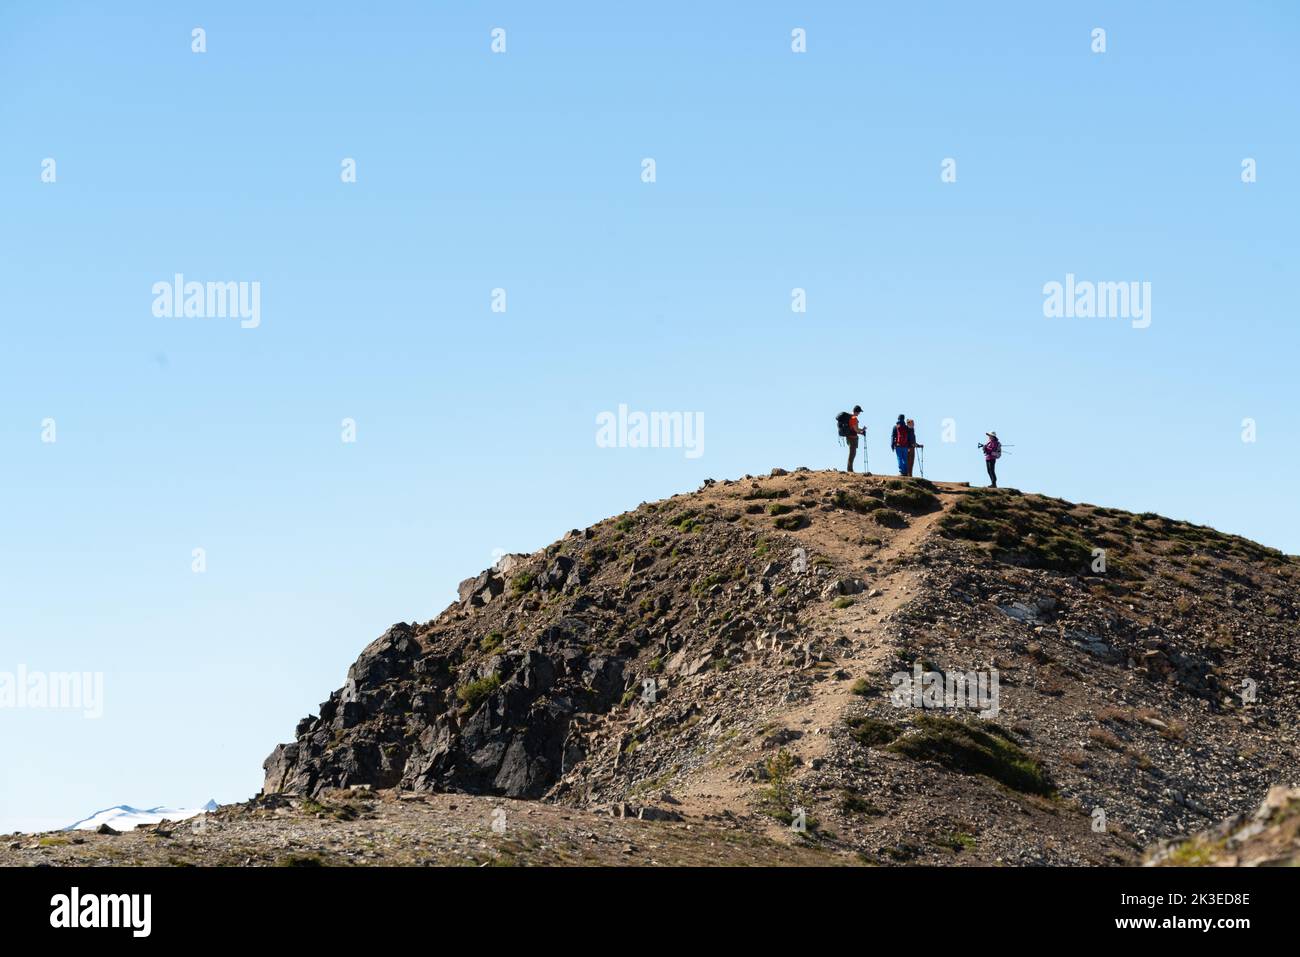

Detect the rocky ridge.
[{"left": 255, "top": 468, "right": 1300, "bottom": 865}]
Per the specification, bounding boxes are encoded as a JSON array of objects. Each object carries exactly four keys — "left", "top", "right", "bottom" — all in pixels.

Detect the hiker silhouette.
[
  {"left": 836, "top": 405, "right": 867, "bottom": 472},
  {"left": 978, "top": 432, "right": 1002, "bottom": 487},
  {"left": 890, "top": 415, "right": 909, "bottom": 475}
]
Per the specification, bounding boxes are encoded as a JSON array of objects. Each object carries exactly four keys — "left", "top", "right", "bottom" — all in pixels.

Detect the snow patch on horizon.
[{"left": 61, "top": 799, "right": 219, "bottom": 833}]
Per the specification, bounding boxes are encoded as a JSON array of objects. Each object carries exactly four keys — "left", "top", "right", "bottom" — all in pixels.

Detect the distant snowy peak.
[{"left": 63, "top": 799, "right": 218, "bottom": 832}]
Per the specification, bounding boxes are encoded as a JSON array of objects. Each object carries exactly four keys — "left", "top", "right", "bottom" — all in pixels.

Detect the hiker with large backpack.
[
  {"left": 905, "top": 418, "right": 924, "bottom": 477},
  {"left": 836, "top": 405, "right": 867, "bottom": 473},
  {"left": 890, "top": 415, "right": 910, "bottom": 475},
  {"left": 978, "top": 431, "right": 1002, "bottom": 487}
]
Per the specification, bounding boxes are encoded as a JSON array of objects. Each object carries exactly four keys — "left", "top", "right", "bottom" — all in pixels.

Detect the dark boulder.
[{"left": 542, "top": 555, "right": 575, "bottom": 590}]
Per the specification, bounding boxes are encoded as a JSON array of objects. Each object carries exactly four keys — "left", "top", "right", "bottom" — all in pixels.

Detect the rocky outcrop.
[
  {"left": 1146, "top": 785, "right": 1300, "bottom": 866},
  {"left": 263, "top": 623, "right": 628, "bottom": 799}
]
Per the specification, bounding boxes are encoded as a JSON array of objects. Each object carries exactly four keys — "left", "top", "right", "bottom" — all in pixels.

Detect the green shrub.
[
  {"left": 693, "top": 570, "right": 736, "bottom": 594},
  {"left": 759, "top": 749, "right": 800, "bottom": 823},
  {"left": 846, "top": 715, "right": 901, "bottom": 747},
  {"left": 934, "top": 831, "right": 977, "bottom": 852},
  {"left": 456, "top": 672, "right": 502, "bottom": 710},
  {"left": 884, "top": 485, "right": 941, "bottom": 513},
  {"left": 669, "top": 509, "right": 702, "bottom": 532},
  {"left": 1164, "top": 837, "right": 1222, "bottom": 866},
  {"left": 886, "top": 715, "right": 1054, "bottom": 796},
  {"left": 839, "top": 791, "right": 883, "bottom": 816},
  {"left": 832, "top": 489, "right": 882, "bottom": 514},
  {"left": 872, "top": 509, "right": 907, "bottom": 529},
  {"left": 939, "top": 514, "right": 1005, "bottom": 542},
  {"left": 940, "top": 497, "right": 1095, "bottom": 573}
]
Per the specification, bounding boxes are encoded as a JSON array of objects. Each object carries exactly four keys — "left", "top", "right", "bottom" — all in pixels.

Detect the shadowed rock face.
[
  {"left": 263, "top": 626, "right": 426, "bottom": 795},
  {"left": 263, "top": 622, "right": 627, "bottom": 799}
]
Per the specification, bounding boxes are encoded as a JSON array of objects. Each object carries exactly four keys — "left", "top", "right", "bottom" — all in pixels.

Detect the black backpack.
[{"left": 835, "top": 412, "right": 853, "bottom": 438}]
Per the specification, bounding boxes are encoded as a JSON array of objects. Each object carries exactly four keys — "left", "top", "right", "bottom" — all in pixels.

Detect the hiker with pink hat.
[{"left": 978, "top": 432, "right": 1002, "bottom": 487}]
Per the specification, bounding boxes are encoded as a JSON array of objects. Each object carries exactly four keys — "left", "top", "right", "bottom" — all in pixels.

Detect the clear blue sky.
[{"left": 2, "top": 2, "right": 1296, "bottom": 832}]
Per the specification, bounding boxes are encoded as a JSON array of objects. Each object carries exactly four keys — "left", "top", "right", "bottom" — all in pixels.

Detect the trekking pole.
[{"left": 919, "top": 446, "right": 925, "bottom": 478}]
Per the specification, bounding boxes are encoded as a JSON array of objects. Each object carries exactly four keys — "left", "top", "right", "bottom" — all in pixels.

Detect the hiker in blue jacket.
[{"left": 890, "top": 415, "right": 909, "bottom": 475}]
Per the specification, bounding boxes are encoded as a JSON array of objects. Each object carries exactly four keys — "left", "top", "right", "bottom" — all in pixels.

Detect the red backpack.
[{"left": 894, "top": 423, "right": 909, "bottom": 447}]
